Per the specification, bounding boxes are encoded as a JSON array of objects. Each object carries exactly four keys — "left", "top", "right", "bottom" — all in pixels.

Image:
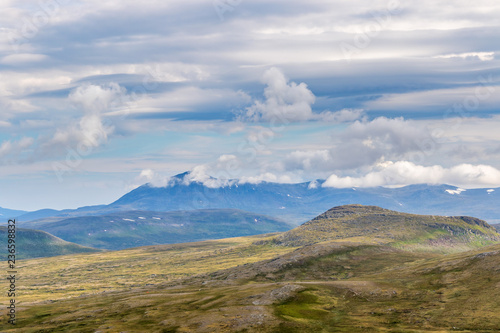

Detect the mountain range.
[
  {"left": 19, "top": 209, "right": 291, "bottom": 250},
  {"left": 108, "top": 175, "right": 500, "bottom": 225},
  {"left": 7, "top": 172, "right": 500, "bottom": 226},
  {"left": 0, "top": 206, "right": 28, "bottom": 218}
]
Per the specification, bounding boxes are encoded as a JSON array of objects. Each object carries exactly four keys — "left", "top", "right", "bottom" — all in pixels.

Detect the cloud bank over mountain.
[{"left": 1, "top": 0, "right": 499, "bottom": 209}]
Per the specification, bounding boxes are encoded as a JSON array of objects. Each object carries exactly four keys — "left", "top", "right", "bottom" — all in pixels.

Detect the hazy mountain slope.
[
  {"left": 11, "top": 173, "right": 500, "bottom": 226},
  {"left": 108, "top": 173, "right": 500, "bottom": 224},
  {"left": 16, "top": 205, "right": 109, "bottom": 223},
  {"left": 0, "top": 207, "right": 27, "bottom": 219},
  {"left": 0, "top": 226, "right": 99, "bottom": 259},
  {"left": 25, "top": 209, "right": 292, "bottom": 250}
]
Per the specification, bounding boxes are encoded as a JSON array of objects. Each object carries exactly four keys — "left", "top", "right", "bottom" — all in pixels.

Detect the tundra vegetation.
[{"left": 2, "top": 205, "right": 500, "bottom": 332}]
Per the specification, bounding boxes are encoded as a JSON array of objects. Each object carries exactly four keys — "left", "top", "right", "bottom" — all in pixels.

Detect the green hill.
[
  {"left": 0, "top": 226, "right": 100, "bottom": 259},
  {"left": 23, "top": 209, "right": 292, "bottom": 250},
  {"left": 270, "top": 204, "right": 500, "bottom": 251},
  {"left": 3, "top": 205, "right": 500, "bottom": 332}
]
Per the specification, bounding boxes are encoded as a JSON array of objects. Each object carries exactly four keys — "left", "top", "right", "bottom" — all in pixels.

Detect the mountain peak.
[{"left": 172, "top": 171, "right": 191, "bottom": 179}]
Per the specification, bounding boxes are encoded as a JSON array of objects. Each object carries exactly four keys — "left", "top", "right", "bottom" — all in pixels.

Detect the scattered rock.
[{"left": 251, "top": 284, "right": 305, "bottom": 305}]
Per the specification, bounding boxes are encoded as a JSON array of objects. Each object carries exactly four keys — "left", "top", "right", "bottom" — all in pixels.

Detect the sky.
[{"left": 0, "top": 0, "right": 500, "bottom": 211}]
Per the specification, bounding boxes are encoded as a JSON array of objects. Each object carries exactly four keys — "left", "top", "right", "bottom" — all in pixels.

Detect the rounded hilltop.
[
  {"left": 309, "top": 204, "right": 397, "bottom": 221},
  {"left": 271, "top": 204, "right": 500, "bottom": 249}
]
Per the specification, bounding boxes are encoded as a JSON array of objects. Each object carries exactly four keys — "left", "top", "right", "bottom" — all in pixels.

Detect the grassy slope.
[
  {"left": 4, "top": 242, "right": 500, "bottom": 332},
  {"left": 2, "top": 205, "right": 500, "bottom": 332},
  {"left": 21, "top": 209, "right": 292, "bottom": 250},
  {"left": 0, "top": 226, "right": 99, "bottom": 260},
  {"left": 272, "top": 205, "right": 500, "bottom": 252},
  {"left": 2, "top": 233, "right": 296, "bottom": 303}
]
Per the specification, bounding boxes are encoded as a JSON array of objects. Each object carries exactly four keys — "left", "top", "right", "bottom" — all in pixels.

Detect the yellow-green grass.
[
  {"left": 3, "top": 233, "right": 298, "bottom": 304},
  {"left": 3, "top": 205, "right": 500, "bottom": 332},
  {"left": 4, "top": 243, "right": 500, "bottom": 332}
]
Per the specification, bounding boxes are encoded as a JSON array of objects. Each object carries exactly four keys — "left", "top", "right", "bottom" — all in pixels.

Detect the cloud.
[
  {"left": 142, "top": 153, "right": 297, "bottom": 188},
  {"left": 0, "top": 53, "right": 48, "bottom": 65},
  {"left": 344, "top": 117, "right": 435, "bottom": 156},
  {"left": 180, "top": 155, "right": 245, "bottom": 188},
  {"left": 1, "top": 0, "right": 500, "bottom": 209},
  {"left": 318, "top": 109, "right": 365, "bottom": 123},
  {"left": 243, "top": 67, "right": 363, "bottom": 123},
  {"left": 69, "top": 83, "right": 126, "bottom": 113},
  {"left": 239, "top": 172, "right": 293, "bottom": 184},
  {"left": 136, "top": 155, "right": 244, "bottom": 189},
  {"left": 0, "top": 137, "right": 35, "bottom": 160},
  {"left": 284, "top": 117, "right": 435, "bottom": 171},
  {"left": 244, "top": 67, "right": 315, "bottom": 122},
  {"left": 134, "top": 169, "right": 170, "bottom": 187},
  {"left": 323, "top": 161, "right": 500, "bottom": 188},
  {"left": 40, "top": 83, "right": 123, "bottom": 156},
  {"left": 285, "top": 150, "right": 332, "bottom": 172},
  {"left": 433, "top": 52, "right": 495, "bottom": 61},
  {"left": 135, "top": 158, "right": 500, "bottom": 190},
  {"left": 117, "top": 86, "right": 251, "bottom": 117},
  {"left": 366, "top": 81, "right": 500, "bottom": 114}
]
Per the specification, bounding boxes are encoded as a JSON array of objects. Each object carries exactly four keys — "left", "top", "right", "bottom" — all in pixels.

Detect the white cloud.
[
  {"left": 0, "top": 137, "right": 34, "bottom": 159},
  {"left": 40, "top": 83, "right": 122, "bottom": 156},
  {"left": 141, "top": 153, "right": 297, "bottom": 188},
  {"left": 239, "top": 172, "right": 293, "bottom": 184},
  {"left": 345, "top": 117, "right": 434, "bottom": 155},
  {"left": 69, "top": 83, "right": 126, "bottom": 114},
  {"left": 323, "top": 161, "right": 500, "bottom": 188},
  {"left": 134, "top": 169, "right": 169, "bottom": 187},
  {"left": 445, "top": 188, "right": 466, "bottom": 195},
  {"left": 284, "top": 117, "right": 434, "bottom": 171},
  {"left": 244, "top": 68, "right": 362, "bottom": 123},
  {"left": 1, "top": 0, "right": 500, "bottom": 209},
  {"left": 120, "top": 86, "right": 251, "bottom": 115},
  {"left": 434, "top": 52, "right": 495, "bottom": 61},
  {"left": 244, "top": 67, "right": 315, "bottom": 122},
  {"left": 0, "top": 53, "right": 48, "bottom": 65},
  {"left": 317, "top": 109, "right": 365, "bottom": 123},
  {"left": 366, "top": 83, "right": 500, "bottom": 113},
  {"left": 132, "top": 156, "right": 242, "bottom": 189},
  {"left": 182, "top": 164, "right": 237, "bottom": 188},
  {"left": 285, "top": 150, "right": 331, "bottom": 171}
]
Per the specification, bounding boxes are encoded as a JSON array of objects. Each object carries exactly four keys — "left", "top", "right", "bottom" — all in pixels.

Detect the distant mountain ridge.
[
  {"left": 8, "top": 171, "right": 500, "bottom": 225},
  {"left": 107, "top": 172, "right": 500, "bottom": 224},
  {"left": 0, "top": 207, "right": 27, "bottom": 219},
  {"left": 20, "top": 209, "right": 292, "bottom": 250}
]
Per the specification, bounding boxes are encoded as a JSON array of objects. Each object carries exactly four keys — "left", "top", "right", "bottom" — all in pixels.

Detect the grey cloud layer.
[
  {"left": 1, "top": 0, "right": 500, "bottom": 210},
  {"left": 284, "top": 117, "right": 435, "bottom": 172}
]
